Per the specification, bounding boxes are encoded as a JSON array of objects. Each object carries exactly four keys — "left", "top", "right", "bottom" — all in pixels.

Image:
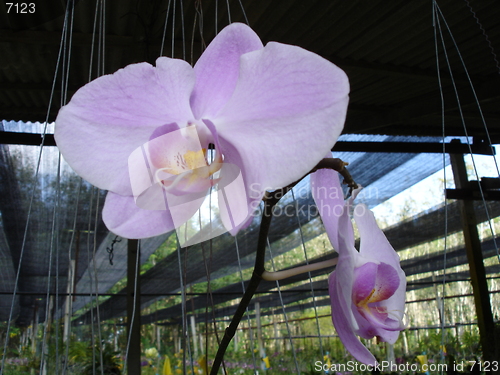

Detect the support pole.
[
  {"left": 255, "top": 302, "right": 266, "bottom": 371},
  {"left": 63, "top": 259, "right": 75, "bottom": 343},
  {"left": 190, "top": 315, "right": 198, "bottom": 358},
  {"left": 127, "top": 239, "right": 141, "bottom": 375},
  {"left": 450, "top": 152, "right": 496, "bottom": 365}
]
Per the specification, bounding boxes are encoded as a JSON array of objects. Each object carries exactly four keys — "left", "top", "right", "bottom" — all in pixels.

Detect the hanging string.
[
  {"left": 434, "top": 4, "right": 499, "bottom": 177},
  {"left": 432, "top": 3, "right": 449, "bottom": 372},
  {"left": 85, "top": 187, "right": 97, "bottom": 375},
  {"left": 434, "top": 2, "right": 500, "bottom": 263},
  {"left": 123, "top": 239, "right": 141, "bottom": 375},
  {"left": 54, "top": 153, "right": 62, "bottom": 374},
  {"left": 179, "top": 0, "right": 186, "bottom": 61},
  {"left": 214, "top": 0, "right": 218, "bottom": 35},
  {"left": 171, "top": 0, "right": 176, "bottom": 58},
  {"left": 38, "top": 153, "right": 63, "bottom": 374},
  {"left": 463, "top": 0, "right": 500, "bottom": 76},
  {"left": 62, "top": 178, "right": 83, "bottom": 375},
  {"left": 234, "top": 235, "right": 259, "bottom": 374},
  {"left": 291, "top": 188, "right": 325, "bottom": 361},
  {"left": 267, "top": 238, "right": 301, "bottom": 374},
  {"left": 225, "top": 0, "right": 232, "bottom": 24},
  {"left": 92, "top": 191, "right": 105, "bottom": 375},
  {"left": 0, "top": 0, "right": 75, "bottom": 371},
  {"left": 236, "top": 0, "right": 249, "bottom": 25},
  {"left": 160, "top": 0, "right": 172, "bottom": 57}
]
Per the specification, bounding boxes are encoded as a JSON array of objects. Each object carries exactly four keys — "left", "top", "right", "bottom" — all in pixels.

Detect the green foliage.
[{"left": 81, "top": 344, "right": 122, "bottom": 375}]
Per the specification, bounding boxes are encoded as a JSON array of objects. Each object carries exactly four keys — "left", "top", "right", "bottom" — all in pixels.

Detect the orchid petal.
[
  {"left": 102, "top": 192, "right": 175, "bottom": 238},
  {"left": 334, "top": 207, "right": 359, "bottom": 331},
  {"left": 215, "top": 41, "right": 349, "bottom": 194},
  {"left": 55, "top": 58, "right": 195, "bottom": 195},
  {"left": 354, "top": 204, "right": 406, "bottom": 317},
  {"left": 329, "top": 272, "right": 377, "bottom": 365},
  {"left": 370, "top": 263, "right": 400, "bottom": 302},
  {"left": 353, "top": 262, "right": 399, "bottom": 305},
  {"left": 352, "top": 262, "right": 378, "bottom": 304},
  {"left": 311, "top": 165, "right": 344, "bottom": 251},
  {"left": 191, "top": 23, "right": 263, "bottom": 119},
  {"left": 354, "top": 204, "right": 400, "bottom": 265}
]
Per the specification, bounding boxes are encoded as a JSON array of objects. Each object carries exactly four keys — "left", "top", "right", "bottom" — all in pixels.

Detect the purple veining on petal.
[
  {"left": 56, "top": 22, "right": 349, "bottom": 239},
  {"left": 315, "top": 170, "right": 406, "bottom": 365}
]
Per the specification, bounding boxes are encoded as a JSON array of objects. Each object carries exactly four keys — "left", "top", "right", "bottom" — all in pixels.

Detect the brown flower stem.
[
  {"left": 311, "top": 157, "right": 358, "bottom": 191},
  {"left": 209, "top": 157, "right": 355, "bottom": 374}
]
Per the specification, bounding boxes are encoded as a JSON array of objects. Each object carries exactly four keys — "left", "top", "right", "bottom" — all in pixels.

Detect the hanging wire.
[
  {"left": 463, "top": 0, "right": 500, "bottom": 76},
  {"left": 434, "top": 2, "right": 500, "bottom": 263},
  {"left": 267, "top": 238, "right": 301, "bottom": 375},
  {"left": 92, "top": 191, "right": 105, "bottom": 375},
  {"left": 86, "top": 187, "right": 97, "bottom": 375},
  {"left": 225, "top": 0, "right": 232, "bottom": 24},
  {"left": 214, "top": 0, "right": 218, "bottom": 35},
  {"left": 182, "top": 244, "right": 196, "bottom": 375},
  {"left": 38, "top": 153, "right": 62, "bottom": 375},
  {"left": 171, "top": 0, "right": 176, "bottom": 58},
  {"left": 179, "top": 0, "right": 186, "bottom": 61},
  {"left": 54, "top": 153, "right": 62, "bottom": 374},
  {"left": 291, "top": 188, "right": 325, "bottom": 361},
  {"left": 62, "top": 179, "right": 83, "bottom": 375},
  {"left": 234, "top": 235, "right": 259, "bottom": 374},
  {"left": 236, "top": 0, "right": 249, "bottom": 25},
  {"left": 432, "top": 3, "right": 449, "bottom": 372},
  {"left": 0, "top": 0, "right": 74, "bottom": 371},
  {"left": 160, "top": 0, "right": 172, "bottom": 57},
  {"left": 123, "top": 240, "right": 141, "bottom": 374}
]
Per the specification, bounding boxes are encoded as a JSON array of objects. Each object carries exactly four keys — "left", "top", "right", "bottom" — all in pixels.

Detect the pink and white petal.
[
  {"left": 351, "top": 304, "right": 385, "bottom": 340},
  {"left": 377, "top": 327, "right": 401, "bottom": 344},
  {"left": 382, "top": 279, "right": 407, "bottom": 326},
  {"left": 190, "top": 23, "right": 263, "bottom": 119},
  {"left": 354, "top": 204, "right": 402, "bottom": 267},
  {"left": 55, "top": 57, "right": 195, "bottom": 195},
  {"left": 311, "top": 167, "right": 344, "bottom": 251},
  {"left": 215, "top": 41, "right": 349, "bottom": 192},
  {"left": 332, "top": 246, "right": 358, "bottom": 328},
  {"left": 352, "top": 262, "right": 377, "bottom": 304},
  {"left": 213, "top": 136, "right": 265, "bottom": 221},
  {"left": 371, "top": 262, "right": 400, "bottom": 302},
  {"left": 102, "top": 192, "right": 175, "bottom": 239},
  {"left": 330, "top": 272, "right": 377, "bottom": 365}
]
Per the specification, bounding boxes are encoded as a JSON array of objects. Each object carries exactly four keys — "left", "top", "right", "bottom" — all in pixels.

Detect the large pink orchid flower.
[
  {"left": 55, "top": 23, "right": 349, "bottom": 239},
  {"left": 311, "top": 166, "right": 406, "bottom": 365}
]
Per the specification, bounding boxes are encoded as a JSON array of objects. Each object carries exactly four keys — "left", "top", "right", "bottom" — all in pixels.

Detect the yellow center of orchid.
[{"left": 154, "top": 145, "right": 223, "bottom": 194}]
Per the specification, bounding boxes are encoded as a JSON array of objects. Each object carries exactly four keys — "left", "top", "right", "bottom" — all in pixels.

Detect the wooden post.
[
  {"left": 450, "top": 152, "right": 496, "bottom": 365},
  {"left": 127, "top": 239, "right": 141, "bottom": 375}
]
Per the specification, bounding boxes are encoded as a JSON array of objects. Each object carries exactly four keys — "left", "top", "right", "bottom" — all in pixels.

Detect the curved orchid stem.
[
  {"left": 312, "top": 157, "right": 358, "bottom": 192},
  {"left": 209, "top": 157, "right": 355, "bottom": 375},
  {"left": 261, "top": 257, "right": 338, "bottom": 281}
]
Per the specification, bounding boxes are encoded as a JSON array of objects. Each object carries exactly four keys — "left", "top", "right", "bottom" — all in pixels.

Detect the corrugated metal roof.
[{"left": 0, "top": 0, "right": 499, "bottom": 137}]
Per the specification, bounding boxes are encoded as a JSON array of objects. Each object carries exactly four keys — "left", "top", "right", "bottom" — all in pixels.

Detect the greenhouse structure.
[{"left": 0, "top": 1, "right": 499, "bottom": 374}]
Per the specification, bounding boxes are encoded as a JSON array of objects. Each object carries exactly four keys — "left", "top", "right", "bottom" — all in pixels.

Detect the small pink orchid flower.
[
  {"left": 311, "top": 166, "right": 406, "bottom": 365},
  {"left": 55, "top": 23, "right": 349, "bottom": 239}
]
